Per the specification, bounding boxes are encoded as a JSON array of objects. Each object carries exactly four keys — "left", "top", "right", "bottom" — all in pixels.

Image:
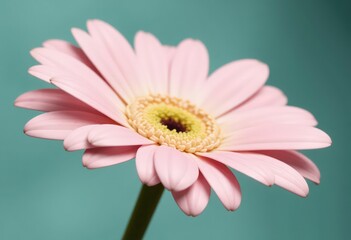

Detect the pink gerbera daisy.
[{"left": 15, "top": 19, "right": 331, "bottom": 216}]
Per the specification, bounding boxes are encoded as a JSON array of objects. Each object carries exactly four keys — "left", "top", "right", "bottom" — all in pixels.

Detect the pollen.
[{"left": 125, "top": 94, "right": 222, "bottom": 153}]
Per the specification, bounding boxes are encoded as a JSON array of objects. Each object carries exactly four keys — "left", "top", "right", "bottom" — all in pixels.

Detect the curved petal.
[
  {"left": 87, "top": 124, "right": 153, "bottom": 147},
  {"left": 31, "top": 47, "right": 95, "bottom": 80},
  {"left": 218, "top": 106, "right": 318, "bottom": 137},
  {"left": 135, "top": 31, "right": 168, "bottom": 95},
  {"left": 198, "top": 59, "right": 269, "bottom": 117},
  {"left": 28, "top": 65, "right": 57, "bottom": 82},
  {"left": 154, "top": 146, "right": 199, "bottom": 191},
  {"left": 30, "top": 47, "right": 127, "bottom": 125},
  {"left": 135, "top": 145, "right": 160, "bottom": 186},
  {"left": 42, "top": 39, "right": 97, "bottom": 71},
  {"left": 51, "top": 76, "right": 127, "bottom": 126},
  {"left": 82, "top": 146, "right": 137, "bottom": 169},
  {"left": 237, "top": 152, "right": 309, "bottom": 197},
  {"left": 198, "top": 151, "right": 274, "bottom": 186},
  {"left": 195, "top": 156, "right": 241, "bottom": 211},
  {"left": 256, "top": 150, "right": 320, "bottom": 184},
  {"left": 30, "top": 44, "right": 97, "bottom": 83},
  {"left": 24, "top": 111, "right": 113, "bottom": 140},
  {"left": 64, "top": 125, "right": 98, "bottom": 151},
  {"left": 15, "top": 89, "right": 97, "bottom": 113},
  {"left": 87, "top": 19, "right": 146, "bottom": 97},
  {"left": 72, "top": 20, "right": 141, "bottom": 102},
  {"left": 164, "top": 45, "right": 176, "bottom": 82},
  {"left": 234, "top": 86, "right": 288, "bottom": 112},
  {"left": 220, "top": 124, "right": 332, "bottom": 151},
  {"left": 172, "top": 174, "right": 211, "bottom": 216},
  {"left": 163, "top": 45, "right": 176, "bottom": 64},
  {"left": 169, "top": 39, "right": 209, "bottom": 104}
]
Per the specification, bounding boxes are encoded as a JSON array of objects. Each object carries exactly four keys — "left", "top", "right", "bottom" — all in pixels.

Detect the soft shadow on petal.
[
  {"left": 255, "top": 150, "right": 321, "bottom": 184},
  {"left": 43, "top": 39, "right": 98, "bottom": 72},
  {"left": 87, "top": 124, "right": 154, "bottom": 147},
  {"left": 198, "top": 59, "right": 269, "bottom": 117},
  {"left": 83, "top": 146, "right": 138, "bottom": 169},
  {"left": 135, "top": 31, "right": 169, "bottom": 95},
  {"left": 169, "top": 39, "right": 209, "bottom": 104},
  {"left": 198, "top": 151, "right": 275, "bottom": 186},
  {"left": 64, "top": 125, "right": 99, "bottom": 151},
  {"left": 136, "top": 145, "right": 160, "bottom": 186},
  {"left": 15, "top": 89, "right": 97, "bottom": 113},
  {"left": 30, "top": 47, "right": 127, "bottom": 125},
  {"left": 172, "top": 174, "right": 211, "bottom": 216},
  {"left": 163, "top": 45, "right": 176, "bottom": 65},
  {"left": 72, "top": 20, "right": 142, "bottom": 102},
  {"left": 24, "top": 111, "right": 113, "bottom": 140},
  {"left": 154, "top": 146, "right": 199, "bottom": 191},
  {"left": 234, "top": 86, "right": 287, "bottom": 112},
  {"left": 51, "top": 75, "right": 127, "bottom": 126},
  {"left": 195, "top": 156, "right": 241, "bottom": 211},
  {"left": 220, "top": 124, "right": 332, "bottom": 151},
  {"left": 233, "top": 152, "right": 309, "bottom": 197}
]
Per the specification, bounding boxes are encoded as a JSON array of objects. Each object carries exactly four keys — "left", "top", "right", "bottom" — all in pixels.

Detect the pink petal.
[
  {"left": 42, "top": 39, "right": 97, "bottom": 71},
  {"left": 135, "top": 145, "right": 160, "bottom": 186},
  {"left": 30, "top": 47, "right": 127, "bottom": 125},
  {"left": 87, "top": 124, "right": 153, "bottom": 147},
  {"left": 31, "top": 47, "right": 96, "bottom": 80},
  {"left": 234, "top": 86, "right": 288, "bottom": 112},
  {"left": 82, "top": 146, "right": 137, "bottom": 169},
  {"left": 72, "top": 21, "right": 134, "bottom": 102},
  {"left": 28, "top": 65, "right": 56, "bottom": 82},
  {"left": 134, "top": 31, "right": 168, "bottom": 95},
  {"left": 154, "top": 146, "right": 199, "bottom": 191},
  {"left": 256, "top": 150, "right": 321, "bottom": 184},
  {"left": 195, "top": 156, "right": 241, "bottom": 211},
  {"left": 64, "top": 125, "right": 98, "bottom": 151},
  {"left": 238, "top": 152, "right": 309, "bottom": 197},
  {"left": 220, "top": 124, "right": 332, "bottom": 151},
  {"left": 169, "top": 39, "right": 209, "bottom": 104},
  {"left": 87, "top": 19, "right": 146, "bottom": 97},
  {"left": 163, "top": 45, "right": 176, "bottom": 64},
  {"left": 198, "top": 151, "right": 274, "bottom": 186},
  {"left": 51, "top": 76, "right": 127, "bottom": 126},
  {"left": 218, "top": 106, "right": 318, "bottom": 137},
  {"left": 198, "top": 59, "right": 269, "bottom": 117},
  {"left": 172, "top": 174, "right": 211, "bottom": 216},
  {"left": 24, "top": 111, "right": 112, "bottom": 140},
  {"left": 15, "top": 89, "right": 97, "bottom": 113},
  {"left": 163, "top": 45, "right": 176, "bottom": 81}
]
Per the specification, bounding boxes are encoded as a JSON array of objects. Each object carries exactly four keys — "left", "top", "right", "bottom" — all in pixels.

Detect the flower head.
[{"left": 15, "top": 19, "right": 331, "bottom": 216}]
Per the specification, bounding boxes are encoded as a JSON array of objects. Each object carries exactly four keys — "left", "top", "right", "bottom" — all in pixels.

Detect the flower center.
[{"left": 125, "top": 94, "right": 221, "bottom": 153}]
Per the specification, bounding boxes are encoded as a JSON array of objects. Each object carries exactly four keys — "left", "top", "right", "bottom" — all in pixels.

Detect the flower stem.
[{"left": 122, "top": 184, "right": 165, "bottom": 240}]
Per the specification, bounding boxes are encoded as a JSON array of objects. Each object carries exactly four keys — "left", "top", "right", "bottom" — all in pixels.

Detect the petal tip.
[
  {"left": 63, "top": 142, "right": 73, "bottom": 152},
  {"left": 29, "top": 48, "right": 43, "bottom": 58},
  {"left": 42, "top": 39, "right": 60, "bottom": 48},
  {"left": 89, "top": 19, "right": 107, "bottom": 26},
  {"left": 27, "top": 65, "right": 37, "bottom": 74},
  {"left": 301, "top": 192, "right": 309, "bottom": 198},
  {"left": 297, "top": 186, "right": 309, "bottom": 198},
  {"left": 14, "top": 97, "right": 22, "bottom": 108},
  {"left": 321, "top": 131, "right": 332, "bottom": 147},
  {"left": 71, "top": 27, "right": 85, "bottom": 37}
]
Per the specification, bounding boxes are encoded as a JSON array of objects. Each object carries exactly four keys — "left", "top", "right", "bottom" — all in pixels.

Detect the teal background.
[{"left": 0, "top": 0, "right": 349, "bottom": 239}]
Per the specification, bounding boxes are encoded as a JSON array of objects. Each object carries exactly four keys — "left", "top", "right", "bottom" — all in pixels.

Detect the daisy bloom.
[{"left": 15, "top": 19, "right": 331, "bottom": 219}]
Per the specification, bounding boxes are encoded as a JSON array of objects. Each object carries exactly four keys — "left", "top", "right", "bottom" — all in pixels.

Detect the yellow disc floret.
[{"left": 125, "top": 94, "right": 221, "bottom": 153}]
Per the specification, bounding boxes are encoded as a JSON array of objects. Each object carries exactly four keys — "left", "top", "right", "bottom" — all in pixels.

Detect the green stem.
[{"left": 122, "top": 184, "right": 165, "bottom": 240}]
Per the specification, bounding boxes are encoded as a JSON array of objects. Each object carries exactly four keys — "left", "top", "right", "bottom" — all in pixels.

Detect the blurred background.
[{"left": 0, "top": 0, "right": 349, "bottom": 239}]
